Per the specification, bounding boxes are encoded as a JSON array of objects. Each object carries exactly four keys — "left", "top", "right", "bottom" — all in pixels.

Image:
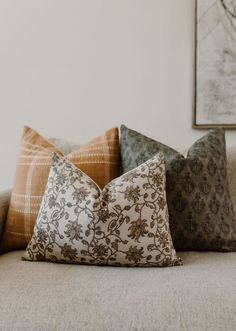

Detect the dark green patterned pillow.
[{"left": 120, "top": 125, "right": 236, "bottom": 251}]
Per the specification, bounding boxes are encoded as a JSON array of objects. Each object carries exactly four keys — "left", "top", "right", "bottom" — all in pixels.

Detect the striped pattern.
[{"left": 0, "top": 126, "right": 120, "bottom": 252}]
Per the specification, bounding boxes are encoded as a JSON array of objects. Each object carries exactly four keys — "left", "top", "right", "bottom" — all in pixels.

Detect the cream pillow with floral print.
[{"left": 23, "top": 153, "right": 182, "bottom": 267}]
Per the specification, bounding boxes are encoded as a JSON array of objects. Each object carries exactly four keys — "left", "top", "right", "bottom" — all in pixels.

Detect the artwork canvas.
[{"left": 194, "top": 0, "right": 236, "bottom": 128}]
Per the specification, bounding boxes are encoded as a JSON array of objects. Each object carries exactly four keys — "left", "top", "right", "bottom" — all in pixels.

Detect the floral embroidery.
[
  {"left": 61, "top": 244, "right": 77, "bottom": 260},
  {"left": 64, "top": 221, "right": 83, "bottom": 243},
  {"left": 37, "top": 229, "right": 48, "bottom": 244},
  {"left": 125, "top": 246, "right": 144, "bottom": 263},
  {"left": 123, "top": 186, "right": 141, "bottom": 203},
  {"left": 23, "top": 153, "right": 182, "bottom": 267},
  {"left": 48, "top": 196, "right": 57, "bottom": 209},
  {"left": 55, "top": 172, "right": 67, "bottom": 186},
  {"left": 92, "top": 244, "right": 109, "bottom": 259},
  {"left": 72, "top": 187, "right": 90, "bottom": 203},
  {"left": 128, "top": 218, "right": 148, "bottom": 242}
]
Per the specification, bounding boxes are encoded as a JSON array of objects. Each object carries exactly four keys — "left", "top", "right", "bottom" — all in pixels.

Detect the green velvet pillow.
[{"left": 120, "top": 125, "right": 236, "bottom": 251}]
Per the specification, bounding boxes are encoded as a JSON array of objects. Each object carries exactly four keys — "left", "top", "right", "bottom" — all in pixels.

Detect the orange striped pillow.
[{"left": 0, "top": 126, "right": 120, "bottom": 253}]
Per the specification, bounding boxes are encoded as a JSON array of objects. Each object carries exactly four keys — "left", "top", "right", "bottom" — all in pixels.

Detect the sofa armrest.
[{"left": 0, "top": 190, "right": 11, "bottom": 240}]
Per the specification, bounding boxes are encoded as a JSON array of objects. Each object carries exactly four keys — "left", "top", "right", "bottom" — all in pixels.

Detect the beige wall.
[{"left": 0, "top": 0, "right": 235, "bottom": 189}]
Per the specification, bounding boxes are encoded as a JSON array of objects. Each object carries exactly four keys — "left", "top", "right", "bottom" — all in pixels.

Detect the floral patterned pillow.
[{"left": 23, "top": 153, "right": 182, "bottom": 267}]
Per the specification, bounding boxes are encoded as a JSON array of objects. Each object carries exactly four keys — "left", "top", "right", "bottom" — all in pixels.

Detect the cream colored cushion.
[{"left": 24, "top": 153, "right": 181, "bottom": 267}]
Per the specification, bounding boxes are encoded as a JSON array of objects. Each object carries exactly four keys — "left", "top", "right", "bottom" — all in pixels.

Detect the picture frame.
[{"left": 193, "top": 0, "right": 236, "bottom": 129}]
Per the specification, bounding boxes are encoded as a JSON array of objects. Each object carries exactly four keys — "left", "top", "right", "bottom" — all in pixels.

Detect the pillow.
[
  {"left": 0, "top": 190, "right": 11, "bottom": 242},
  {"left": 48, "top": 138, "right": 81, "bottom": 155},
  {"left": 226, "top": 146, "right": 236, "bottom": 211},
  {"left": 120, "top": 125, "right": 236, "bottom": 251},
  {"left": 23, "top": 153, "right": 182, "bottom": 267},
  {"left": 1, "top": 126, "right": 120, "bottom": 253}
]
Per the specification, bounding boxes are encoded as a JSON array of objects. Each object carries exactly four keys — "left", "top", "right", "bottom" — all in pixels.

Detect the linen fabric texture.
[
  {"left": 23, "top": 153, "right": 182, "bottom": 267},
  {"left": 1, "top": 126, "right": 119, "bottom": 253},
  {"left": 1, "top": 250, "right": 236, "bottom": 331},
  {"left": 120, "top": 125, "right": 236, "bottom": 251}
]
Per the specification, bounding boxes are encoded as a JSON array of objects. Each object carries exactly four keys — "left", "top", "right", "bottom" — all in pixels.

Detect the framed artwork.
[{"left": 194, "top": 0, "right": 236, "bottom": 128}]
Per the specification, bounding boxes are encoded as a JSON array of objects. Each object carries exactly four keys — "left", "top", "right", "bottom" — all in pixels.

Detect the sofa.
[{"left": 0, "top": 147, "right": 236, "bottom": 331}]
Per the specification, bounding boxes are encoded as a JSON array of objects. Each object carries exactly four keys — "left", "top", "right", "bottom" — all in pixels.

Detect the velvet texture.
[{"left": 120, "top": 125, "right": 236, "bottom": 251}]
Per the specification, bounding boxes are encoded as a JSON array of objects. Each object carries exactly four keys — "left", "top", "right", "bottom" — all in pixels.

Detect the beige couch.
[{"left": 1, "top": 147, "right": 236, "bottom": 331}]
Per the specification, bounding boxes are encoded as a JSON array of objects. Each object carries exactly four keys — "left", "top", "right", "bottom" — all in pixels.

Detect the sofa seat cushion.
[{"left": 0, "top": 251, "right": 236, "bottom": 331}]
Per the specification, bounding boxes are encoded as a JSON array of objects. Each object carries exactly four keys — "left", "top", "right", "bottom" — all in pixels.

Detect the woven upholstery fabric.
[
  {"left": 1, "top": 126, "right": 119, "bottom": 253},
  {"left": 23, "top": 153, "right": 182, "bottom": 267},
  {"left": 120, "top": 125, "right": 236, "bottom": 251},
  {"left": 1, "top": 251, "right": 236, "bottom": 331}
]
